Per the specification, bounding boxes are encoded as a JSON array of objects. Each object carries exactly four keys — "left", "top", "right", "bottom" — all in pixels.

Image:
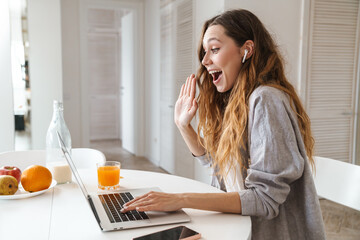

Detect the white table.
[{"left": 0, "top": 169, "right": 251, "bottom": 240}]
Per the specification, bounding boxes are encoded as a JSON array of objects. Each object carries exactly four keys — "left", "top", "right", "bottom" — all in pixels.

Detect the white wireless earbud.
[{"left": 242, "top": 49, "right": 248, "bottom": 63}]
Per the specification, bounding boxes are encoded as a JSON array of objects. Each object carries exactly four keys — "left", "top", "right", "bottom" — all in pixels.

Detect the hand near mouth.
[{"left": 174, "top": 74, "right": 198, "bottom": 129}]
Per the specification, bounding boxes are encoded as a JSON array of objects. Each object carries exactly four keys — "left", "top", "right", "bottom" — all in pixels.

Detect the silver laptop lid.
[{"left": 57, "top": 131, "right": 90, "bottom": 198}]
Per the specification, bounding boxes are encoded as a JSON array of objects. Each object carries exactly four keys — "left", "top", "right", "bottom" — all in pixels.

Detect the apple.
[{"left": 0, "top": 166, "right": 22, "bottom": 183}]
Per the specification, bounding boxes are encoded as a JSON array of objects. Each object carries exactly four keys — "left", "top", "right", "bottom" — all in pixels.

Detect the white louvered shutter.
[{"left": 307, "top": 0, "right": 360, "bottom": 163}]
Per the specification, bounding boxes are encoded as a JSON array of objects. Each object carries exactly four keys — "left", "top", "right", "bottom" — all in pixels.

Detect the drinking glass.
[{"left": 97, "top": 161, "right": 121, "bottom": 190}]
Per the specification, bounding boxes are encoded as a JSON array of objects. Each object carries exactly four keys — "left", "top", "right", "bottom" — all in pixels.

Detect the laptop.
[{"left": 56, "top": 131, "right": 190, "bottom": 231}]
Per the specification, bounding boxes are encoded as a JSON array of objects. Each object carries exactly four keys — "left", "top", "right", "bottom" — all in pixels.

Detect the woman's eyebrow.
[
  {"left": 203, "top": 37, "right": 222, "bottom": 47},
  {"left": 207, "top": 37, "right": 221, "bottom": 43}
]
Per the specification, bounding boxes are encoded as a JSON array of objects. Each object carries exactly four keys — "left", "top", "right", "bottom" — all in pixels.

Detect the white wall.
[
  {"left": 28, "top": 0, "right": 63, "bottom": 149},
  {"left": 0, "top": 0, "right": 15, "bottom": 152},
  {"left": 121, "top": 12, "right": 136, "bottom": 153},
  {"left": 61, "top": 0, "right": 82, "bottom": 147},
  {"left": 144, "top": 0, "right": 161, "bottom": 165},
  {"left": 224, "top": 0, "right": 303, "bottom": 91}
]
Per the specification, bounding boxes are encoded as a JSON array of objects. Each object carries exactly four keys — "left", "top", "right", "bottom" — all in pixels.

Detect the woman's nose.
[{"left": 202, "top": 52, "right": 211, "bottom": 66}]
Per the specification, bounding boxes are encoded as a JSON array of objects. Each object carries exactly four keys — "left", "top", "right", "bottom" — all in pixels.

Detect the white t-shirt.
[{"left": 224, "top": 161, "right": 245, "bottom": 192}]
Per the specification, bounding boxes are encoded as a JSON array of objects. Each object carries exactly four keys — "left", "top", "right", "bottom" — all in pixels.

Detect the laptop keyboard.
[{"left": 98, "top": 192, "right": 149, "bottom": 223}]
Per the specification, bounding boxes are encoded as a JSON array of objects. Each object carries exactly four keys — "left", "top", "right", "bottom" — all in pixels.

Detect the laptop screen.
[{"left": 56, "top": 131, "right": 90, "bottom": 199}]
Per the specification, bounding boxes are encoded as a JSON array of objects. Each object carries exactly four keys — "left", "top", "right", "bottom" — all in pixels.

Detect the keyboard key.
[
  {"left": 120, "top": 192, "right": 130, "bottom": 202},
  {"left": 125, "top": 211, "right": 136, "bottom": 221},
  {"left": 132, "top": 210, "right": 143, "bottom": 220},
  {"left": 125, "top": 192, "right": 134, "bottom": 200},
  {"left": 99, "top": 195, "right": 115, "bottom": 223},
  {"left": 109, "top": 194, "right": 121, "bottom": 209},
  {"left": 99, "top": 192, "right": 148, "bottom": 223},
  {"left": 115, "top": 194, "right": 125, "bottom": 206},
  {"left": 139, "top": 211, "right": 149, "bottom": 220},
  {"left": 104, "top": 195, "right": 121, "bottom": 222},
  {"left": 119, "top": 213, "right": 129, "bottom": 222}
]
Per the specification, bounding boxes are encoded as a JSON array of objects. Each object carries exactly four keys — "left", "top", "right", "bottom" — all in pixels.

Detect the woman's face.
[{"left": 202, "top": 25, "right": 243, "bottom": 93}]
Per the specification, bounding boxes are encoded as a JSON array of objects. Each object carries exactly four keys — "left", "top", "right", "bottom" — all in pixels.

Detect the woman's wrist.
[
  {"left": 176, "top": 121, "right": 192, "bottom": 132},
  {"left": 178, "top": 193, "right": 191, "bottom": 208},
  {"left": 175, "top": 121, "right": 206, "bottom": 157}
]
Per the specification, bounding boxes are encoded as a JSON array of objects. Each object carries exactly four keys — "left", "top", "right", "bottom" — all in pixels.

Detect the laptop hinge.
[{"left": 88, "top": 196, "right": 103, "bottom": 230}]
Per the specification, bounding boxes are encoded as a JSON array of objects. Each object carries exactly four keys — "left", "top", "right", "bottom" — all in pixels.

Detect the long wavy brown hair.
[{"left": 196, "top": 9, "right": 315, "bottom": 178}]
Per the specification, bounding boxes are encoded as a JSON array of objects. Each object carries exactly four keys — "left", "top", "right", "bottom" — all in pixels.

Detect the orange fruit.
[{"left": 21, "top": 165, "right": 52, "bottom": 192}]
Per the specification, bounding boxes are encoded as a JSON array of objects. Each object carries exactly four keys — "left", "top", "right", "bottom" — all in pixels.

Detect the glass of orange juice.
[{"left": 97, "top": 161, "right": 121, "bottom": 190}]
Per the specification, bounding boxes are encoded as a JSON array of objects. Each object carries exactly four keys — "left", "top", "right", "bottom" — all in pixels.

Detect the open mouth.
[{"left": 209, "top": 70, "right": 223, "bottom": 83}]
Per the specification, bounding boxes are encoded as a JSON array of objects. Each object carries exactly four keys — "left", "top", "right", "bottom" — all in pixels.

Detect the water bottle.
[{"left": 46, "top": 100, "right": 72, "bottom": 184}]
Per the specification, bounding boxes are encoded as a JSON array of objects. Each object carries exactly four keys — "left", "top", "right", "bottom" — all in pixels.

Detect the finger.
[
  {"left": 128, "top": 195, "right": 154, "bottom": 207},
  {"left": 123, "top": 192, "right": 151, "bottom": 207},
  {"left": 186, "top": 75, "right": 193, "bottom": 97},
  {"left": 123, "top": 194, "right": 147, "bottom": 206},
  {"left": 122, "top": 199, "right": 154, "bottom": 212},
  {"left": 134, "top": 204, "right": 158, "bottom": 212},
  {"left": 123, "top": 197, "right": 142, "bottom": 207},
  {"left": 179, "top": 84, "right": 185, "bottom": 98},
  {"left": 189, "top": 98, "right": 198, "bottom": 115},
  {"left": 184, "top": 76, "right": 190, "bottom": 97},
  {"left": 190, "top": 75, "right": 196, "bottom": 100}
]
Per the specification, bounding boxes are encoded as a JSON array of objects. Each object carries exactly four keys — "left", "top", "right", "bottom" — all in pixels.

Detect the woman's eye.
[{"left": 211, "top": 48, "right": 219, "bottom": 53}]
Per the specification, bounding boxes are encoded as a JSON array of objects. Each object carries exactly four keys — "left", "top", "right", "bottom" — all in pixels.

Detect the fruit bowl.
[{"left": 0, "top": 179, "right": 57, "bottom": 200}]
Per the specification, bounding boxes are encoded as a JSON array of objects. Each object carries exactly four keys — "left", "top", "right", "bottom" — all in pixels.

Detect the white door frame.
[
  {"left": 79, "top": 0, "right": 145, "bottom": 156},
  {"left": 0, "top": 0, "right": 15, "bottom": 152}
]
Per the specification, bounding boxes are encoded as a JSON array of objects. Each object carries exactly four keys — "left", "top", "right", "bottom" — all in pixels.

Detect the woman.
[{"left": 122, "top": 9, "right": 326, "bottom": 239}]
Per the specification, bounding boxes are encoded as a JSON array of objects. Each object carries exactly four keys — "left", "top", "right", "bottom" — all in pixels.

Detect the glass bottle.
[{"left": 46, "top": 100, "right": 72, "bottom": 184}]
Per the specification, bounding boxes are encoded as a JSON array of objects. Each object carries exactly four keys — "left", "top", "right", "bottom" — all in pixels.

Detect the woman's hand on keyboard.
[{"left": 121, "top": 191, "right": 183, "bottom": 212}]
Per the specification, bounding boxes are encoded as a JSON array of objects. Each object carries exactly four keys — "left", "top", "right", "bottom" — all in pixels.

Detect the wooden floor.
[{"left": 91, "top": 139, "right": 360, "bottom": 240}]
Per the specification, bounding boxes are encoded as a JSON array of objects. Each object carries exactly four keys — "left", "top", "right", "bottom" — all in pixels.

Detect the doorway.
[
  {"left": 79, "top": 0, "right": 145, "bottom": 156},
  {"left": 9, "top": 0, "right": 32, "bottom": 151},
  {"left": 86, "top": 8, "right": 126, "bottom": 141}
]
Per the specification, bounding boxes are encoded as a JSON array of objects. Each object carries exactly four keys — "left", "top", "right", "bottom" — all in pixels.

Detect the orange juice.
[{"left": 97, "top": 166, "right": 120, "bottom": 187}]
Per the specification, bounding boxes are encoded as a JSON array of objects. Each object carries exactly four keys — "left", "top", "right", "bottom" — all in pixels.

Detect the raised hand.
[{"left": 174, "top": 74, "right": 198, "bottom": 129}]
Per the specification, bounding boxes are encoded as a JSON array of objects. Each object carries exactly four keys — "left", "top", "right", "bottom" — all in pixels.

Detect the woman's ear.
[{"left": 242, "top": 40, "right": 255, "bottom": 60}]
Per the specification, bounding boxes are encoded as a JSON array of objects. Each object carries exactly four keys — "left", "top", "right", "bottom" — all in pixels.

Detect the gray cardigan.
[{"left": 195, "top": 86, "right": 326, "bottom": 240}]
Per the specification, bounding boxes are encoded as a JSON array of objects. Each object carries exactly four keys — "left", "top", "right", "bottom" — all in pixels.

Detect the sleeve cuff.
[
  {"left": 193, "top": 153, "right": 212, "bottom": 167},
  {"left": 239, "top": 190, "right": 257, "bottom": 216}
]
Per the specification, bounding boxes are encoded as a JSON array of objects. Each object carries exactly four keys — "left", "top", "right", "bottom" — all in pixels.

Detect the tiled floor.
[
  {"left": 14, "top": 133, "right": 360, "bottom": 239},
  {"left": 320, "top": 199, "right": 360, "bottom": 240}
]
